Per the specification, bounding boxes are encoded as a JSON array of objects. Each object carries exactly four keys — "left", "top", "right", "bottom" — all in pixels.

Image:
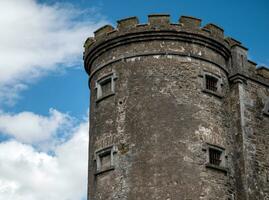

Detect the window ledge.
[
  {"left": 96, "top": 93, "right": 115, "bottom": 103},
  {"left": 206, "top": 163, "right": 228, "bottom": 174},
  {"left": 95, "top": 166, "right": 115, "bottom": 176},
  {"left": 202, "top": 89, "right": 224, "bottom": 98}
]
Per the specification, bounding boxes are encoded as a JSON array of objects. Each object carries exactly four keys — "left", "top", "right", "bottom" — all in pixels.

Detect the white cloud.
[
  {"left": 0, "top": 0, "right": 94, "bottom": 198},
  {"left": 0, "top": 121, "right": 89, "bottom": 200},
  {"left": 0, "top": 0, "right": 106, "bottom": 105},
  {"left": 0, "top": 108, "right": 73, "bottom": 144}
]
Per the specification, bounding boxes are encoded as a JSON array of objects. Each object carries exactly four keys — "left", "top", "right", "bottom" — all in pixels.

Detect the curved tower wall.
[{"left": 84, "top": 15, "right": 269, "bottom": 200}]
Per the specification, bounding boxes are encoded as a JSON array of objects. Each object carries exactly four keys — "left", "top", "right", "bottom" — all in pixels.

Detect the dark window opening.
[
  {"left": 96, "top": 72, "right": 117, "bottom": 102},
  {"left": 206, "top": 75, "right": 218, "bottom": 92},
  {"left": 99, "top": 151, "right": 111, "bottom": 171},
  {"left": 95, "top": 145, "right": 116, "bottom": 175},
  {"left": 100, "top": 78, "right": 112, "bottom": 98},
  {"left": 209, "top": 148, "right": 222, "bottom": 166}
]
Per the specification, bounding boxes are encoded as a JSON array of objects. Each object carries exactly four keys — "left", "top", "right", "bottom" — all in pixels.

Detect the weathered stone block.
[
  {"left": 117, "top": 17, "right": 139, "bottom": 30},
  {"left": 179, "top": 15, "right": 201, "bottom": 29}
]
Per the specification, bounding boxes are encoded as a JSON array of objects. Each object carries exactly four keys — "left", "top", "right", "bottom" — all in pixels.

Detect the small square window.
[
  {"left": 204, "top": 144, "right": 227, "bottom": 173},
  {"left": 209, "top": 148, "right": 222, "bottom": 166},
  {"left": 95, "top": 72, "right": 117, "bottom": 102},
  {"left": 205, "top": 75, "right": 218, "bottom": 92},
  {"left": 202, "top": 72, "right": 223, "bottom": 98},
  {"left": 99, "top": 151, "right": 112, "bottom": 170},
  {"left": 95, "top": 145, "right": 117, "bottom": 175},
  {"left": 98, "top": 78, "right": 112, "bottom": 98}
]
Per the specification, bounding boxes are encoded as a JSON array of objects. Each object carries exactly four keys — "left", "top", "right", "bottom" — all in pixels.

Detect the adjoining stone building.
[{"left": 83, "top": 14, "right": 269, "bottom": 200}]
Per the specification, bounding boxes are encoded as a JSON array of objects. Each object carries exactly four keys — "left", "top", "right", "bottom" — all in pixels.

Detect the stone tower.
[{"left": 83, "top": 14, "right": 269, "bottom": 200}]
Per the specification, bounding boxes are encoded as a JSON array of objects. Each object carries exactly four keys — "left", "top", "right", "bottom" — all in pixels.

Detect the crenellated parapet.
[
  {"left": 84, "top": 14, "right": 232, "bottom": 74},
  {"left": 84, "top": 15, "right": 227, "bottom": 49},
  {"left": 84, "top": 14, "right": 269, "bottom": 85}
]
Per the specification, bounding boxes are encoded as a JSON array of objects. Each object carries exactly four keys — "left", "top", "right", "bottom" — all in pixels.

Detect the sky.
[{"left": 0, "top": 0, "right": 268, "bottom": 199}]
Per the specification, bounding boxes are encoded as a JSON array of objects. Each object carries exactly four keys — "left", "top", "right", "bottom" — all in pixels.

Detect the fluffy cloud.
[
  {"left": 0, "top": 0, "right": 105, "bottom": 105},
  {"left": 0, "top": 1, "right": 94, "bottom": 198},
  {"left": 0, "top": 108, "right": 73, "bottom": 144},
  {"left": 0, "top": 121, "right": 89, "bottom": 200}
]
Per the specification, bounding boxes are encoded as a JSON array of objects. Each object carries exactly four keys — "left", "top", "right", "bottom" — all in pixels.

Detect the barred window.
[
  {"left": 205, "top": 75, "right": 218, "bottom": 92},
  {"left": 205, "top": 144, "right": 227, "bottom": 173},
  {"left": 202, "top": 72, "right": 223, "bottom": 98},
  {"left": 209, "top": 148, "right": 222, "bottom": 166}
]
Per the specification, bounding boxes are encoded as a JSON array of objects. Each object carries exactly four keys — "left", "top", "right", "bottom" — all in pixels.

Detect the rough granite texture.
[{"left": 84, "top": 15, "right": 269, "bottom": 200}]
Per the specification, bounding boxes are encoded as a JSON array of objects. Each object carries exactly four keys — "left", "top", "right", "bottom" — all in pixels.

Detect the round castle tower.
[{"left": 83, "top": 14, "right": 257, "bottom": 200}]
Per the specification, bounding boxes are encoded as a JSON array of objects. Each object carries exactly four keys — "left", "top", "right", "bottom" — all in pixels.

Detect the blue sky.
[
  {"left": 7, "top": 0, "right": 269, "bottom": 117},
  {"left": 0, "top": 0, "right": 268, "bottom": 199}
]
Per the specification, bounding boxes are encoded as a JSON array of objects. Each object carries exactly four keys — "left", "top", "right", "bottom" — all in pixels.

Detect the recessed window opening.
[
  {"left": 206, "top": 75, "right": 218, "bottom": 92},
  {"left": 99, "top": 151, "right": 112, "bottom": 171},
  {"left": 95, "top": 145, "right": 117, "bottom": 175},
  {"left": 205, "top": 144, "right": 227, "bottom": 173},
  {"left": 95, "top": 72, "right": 117, "bottom": 101},
  {"left": 209, "top": 148, "right": 222, "bottom": 166},
  {"left": 98, "top": 78, "right": 112, "bottom": 99}
]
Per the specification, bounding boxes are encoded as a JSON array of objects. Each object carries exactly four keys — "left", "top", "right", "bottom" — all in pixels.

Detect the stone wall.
[{"left": 84, "top": 14, "right": 269, "bottom": 200}]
